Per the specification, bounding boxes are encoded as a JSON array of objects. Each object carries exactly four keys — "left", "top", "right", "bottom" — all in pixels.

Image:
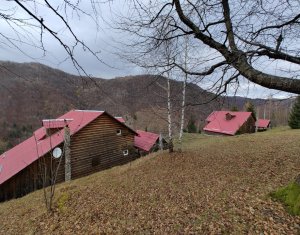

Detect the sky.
[
  {"left": 0, "top": 1, "right": 141, "bottom": 78},
  {"left": 0, "top": 0, "right": 297, "bottom": 100}
]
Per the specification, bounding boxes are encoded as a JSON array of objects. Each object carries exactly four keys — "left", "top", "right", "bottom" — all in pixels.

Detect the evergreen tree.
[
  {"left": 288, "top": 96, "right": 300, "bottom": 129},
  {"left": 187, "top": 116, "right": 197, "bottom": 133},
  {"left": 245, "top": 101, "right": 256, "bottom": 120}
]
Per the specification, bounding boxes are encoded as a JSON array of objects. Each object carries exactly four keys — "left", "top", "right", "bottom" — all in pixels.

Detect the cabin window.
[
  {"left": 123, "top": 150, "right": 129, "bottom": 156},
  {"left": 116, "top": 129, "right": 122, "bottom": 136}
]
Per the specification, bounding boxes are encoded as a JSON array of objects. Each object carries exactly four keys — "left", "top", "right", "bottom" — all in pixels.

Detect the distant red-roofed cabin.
[
  {"left": 0, "top": 110, "right": 138, "bottom": 202},
  {"left": 115, "top": 117, "right": 125, "bottom": 123},
  {"left": 256, "top": 119, "right": 271, "bottom": 131},
  {"left": 203, "top": 111, "right": 256, "bottom": 136},
  {"left": 134, "top": 130, "right": 167, "bottom": 155}
]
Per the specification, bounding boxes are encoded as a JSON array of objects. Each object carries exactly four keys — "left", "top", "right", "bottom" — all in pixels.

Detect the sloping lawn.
[
  {"left": 271, "top": 182, "right": 300, "bottom": 216},
  {"left": 0, "top": 128, "right": 300, "bottom": 234}
]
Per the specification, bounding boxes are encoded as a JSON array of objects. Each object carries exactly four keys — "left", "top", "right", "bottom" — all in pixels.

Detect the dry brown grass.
[{"left": 1, "top": 128, "right": 300, "bottom": 234}]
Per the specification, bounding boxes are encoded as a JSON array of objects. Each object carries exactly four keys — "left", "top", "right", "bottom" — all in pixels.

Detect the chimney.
[
  {"left": 64, "top": 124, "right": 71, "bottom": 182},
  {"left": 226, "top": 113, "right": 233, "bottom": 120}
]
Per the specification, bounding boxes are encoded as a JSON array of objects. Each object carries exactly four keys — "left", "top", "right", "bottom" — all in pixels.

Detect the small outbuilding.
[
  {"left": 203, "top": 111, "right": 256, "bottom": 135},
  {"left": 0, "top": 110, "right": 138, "bottom": 202},
  {"left": 256, "top": 119, "right": 271, "bottom": 131},
  {"left": 134, "top": 130, "right": 167, "bottom": 155}
]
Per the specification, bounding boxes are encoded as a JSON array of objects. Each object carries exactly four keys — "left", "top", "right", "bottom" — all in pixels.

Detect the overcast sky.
[{"left": 0, "top": 1, "right": 296, "bottom": 99}]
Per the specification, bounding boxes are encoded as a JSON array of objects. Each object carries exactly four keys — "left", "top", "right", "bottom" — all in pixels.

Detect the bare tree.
[
  {"left": 166, "top": 70, "right": 174, "bottom": 153},
  {"left": 1, "top": 1, "right": 106, "bottom": 77},
  {"left": 178, "top": 36, "right": 189, "bottom": 149},
  {"left": 34, "top": 127, "right": 66, "bottom": 212},
  {"left": 156, "top": 41, "right": 175, "bottom": 153},
  {"left": 115, "top": 0, "right": 300, "bottom": 95}
]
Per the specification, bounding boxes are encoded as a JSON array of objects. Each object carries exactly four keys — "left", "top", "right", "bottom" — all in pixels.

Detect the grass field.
[{"left": 1, "top": 128, "right": 300, "bottom": 234}]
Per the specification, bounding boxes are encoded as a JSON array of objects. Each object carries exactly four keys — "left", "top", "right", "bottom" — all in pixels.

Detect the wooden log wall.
[
  {"left": 69, "top": 113, "right": 136, "bottom": 179},
  {"left": 238, "top": 116, "right": 256, "bottom": 134},
  {"left": 0, "top": 113, "right": 137, "bottom": 202}
]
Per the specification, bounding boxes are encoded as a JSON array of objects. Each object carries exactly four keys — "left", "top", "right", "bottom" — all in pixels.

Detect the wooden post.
[
  {"left": 159, "top": 133, "right": 163, "bottom": 150},
  {"left": 64, "top": 125, "right": 71, "bottom": 182},
  {"left": 255, "top": 108, "right": 259, "bottom": 133}
]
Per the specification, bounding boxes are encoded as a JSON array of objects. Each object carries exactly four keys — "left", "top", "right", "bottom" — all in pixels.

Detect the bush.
[
  {"left": 187, "top": 116, "right": 197, "bottom": 133},
  {"left": 270, "top": 182, "right": 300, "bottom": 215},
  {"left": 288, "top": 96, "right": 300, "bottom": 129},
  {"left": 245, "top": 101, "right": 256, "bottom": 120}
]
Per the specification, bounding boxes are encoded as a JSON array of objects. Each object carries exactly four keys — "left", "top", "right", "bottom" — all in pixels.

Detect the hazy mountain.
[{"left": 0, "top": 61, "right": 293, "bottom": 152}]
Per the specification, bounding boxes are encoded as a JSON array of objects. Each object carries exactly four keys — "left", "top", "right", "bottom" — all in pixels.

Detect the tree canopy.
[
  {"left": 245, "top": 101, "right": 256, "bottom": 120},
  {"left": 1, "top": 1, "right": 300, "bottom": 95},
  {"left": 0, "top": 1, "right": 103, "bottom": 76},
  {"left": 118, "top": 0, "right": 300, "bottom": 95}
]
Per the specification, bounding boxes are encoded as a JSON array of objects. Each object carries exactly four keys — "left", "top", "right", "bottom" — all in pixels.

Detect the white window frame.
[
  {"left": 116, "top": 129, "right": 122, "bottom": 136},
  {"left": 123, "top": 149, "right": 129, "bottom": 156}
]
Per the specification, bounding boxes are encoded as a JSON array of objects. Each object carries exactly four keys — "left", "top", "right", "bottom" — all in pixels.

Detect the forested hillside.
[{"left": 0, "top": 61, "right": 292, "bottom": 153}]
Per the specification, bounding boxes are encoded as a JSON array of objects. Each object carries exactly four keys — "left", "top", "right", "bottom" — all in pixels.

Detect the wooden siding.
[
  {"left": 237, "top": 116, "right": 256, "bottom": 134},
  {"left": 0, "top": 152, "right": 62, "bottom": 202},
  {"left": 0, "top": 113, "right": 137, "bottom": 202},
  {"left": 69, "top": 113, "right": 137, "bottom": 180}
]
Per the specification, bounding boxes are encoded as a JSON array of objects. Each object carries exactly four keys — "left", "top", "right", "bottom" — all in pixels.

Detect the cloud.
[
  {"left": 0, "top": 1, "right": 142, "bottom": 78},
  {"left": 0, "top": 1, "right": 297, "bottom": 99}
]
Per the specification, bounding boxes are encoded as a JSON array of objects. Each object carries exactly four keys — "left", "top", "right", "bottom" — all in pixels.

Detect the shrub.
[
  {"left": 187, "top": 116, "right": 197, "bottom": 133},
  {"left": 270, "top": 182, "right": 300, "bottom": 215},
  {"left": 245, "top": 101, "right": 256, "bottom": 120},
  {"left": 288, "top": 96, "right": 300, "bottom": 129}
]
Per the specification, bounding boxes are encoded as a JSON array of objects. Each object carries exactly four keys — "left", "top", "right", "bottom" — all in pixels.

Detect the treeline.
[{"left": 0, "top": 122, "right": 33, "bottom": 154}]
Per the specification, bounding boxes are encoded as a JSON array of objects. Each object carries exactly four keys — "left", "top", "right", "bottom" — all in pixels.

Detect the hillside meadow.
[{"left": 0, "top": 128, "right": 300, "bottom": 234}]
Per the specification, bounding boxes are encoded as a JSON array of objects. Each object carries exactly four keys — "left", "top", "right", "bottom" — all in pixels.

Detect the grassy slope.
[
  {"left": 1, "top": 128, "right": 300, "bottom": 234},
  {"left": 271, "top": 182, "right": 300, "bottom": 215}
]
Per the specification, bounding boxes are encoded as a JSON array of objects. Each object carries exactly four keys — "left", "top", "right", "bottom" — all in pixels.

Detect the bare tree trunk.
[
  {"left": 167, "top": 74, "right": 173, "bottom": 153},
  {"left": 34, "top": 130, "right": 60, "bottom": 212},
  {"left": 179, "top": 37, "right": 189, "bottom": 150},
  {"left": 179, "top": 78, "right": 186, "bottom": 144}
]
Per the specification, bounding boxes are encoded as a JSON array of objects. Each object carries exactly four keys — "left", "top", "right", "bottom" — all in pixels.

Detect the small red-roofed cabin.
[
  {"left": 115, "top": 117, "right": 125, "bottom": 123},
  {"left": 203, "top": 111, "right": 256, "bottom": 136},
  {"left": 134, "top": 130, "right": 167, "bottom": 155},
  {"left": 256, "top": 119, "right": 271, "bottom": 131},
  {"left": 0, "top": 110, "right": 138, "bottom": 202}
]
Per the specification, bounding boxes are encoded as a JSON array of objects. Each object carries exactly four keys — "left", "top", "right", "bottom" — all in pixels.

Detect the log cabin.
[
  {"left": 0, "top": 110, "right": 138, "bottom": 202},
  {"left": 203, "top": 111, "right": 256, "bottom": 135}
]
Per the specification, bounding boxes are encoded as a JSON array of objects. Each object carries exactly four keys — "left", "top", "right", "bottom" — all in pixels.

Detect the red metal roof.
[
  {"left": 0, "top": 110, "right": 105, "bottom": 185},
  {"left": 203, "top": 111, "right": 253, "bottom": 135},
  {"left": 134, "top": 130, "right": 159, "bottom": 152},
  {"left": 115, "top": 117, "right": 125, "bottom": 123},
  {"left": 33, "top": 128, "right": 47, "bottom": 141},
  {"left": 42, "top": 119, "right": 73, "bottom": 129},
  {"left": 257, "top": 119, "right": 270, "bottom": 128}
]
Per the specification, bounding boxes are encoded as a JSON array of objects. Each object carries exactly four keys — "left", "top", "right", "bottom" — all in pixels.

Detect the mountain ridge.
[{"left": 0, "top": 61, "right": 291, "bottom": 153}]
